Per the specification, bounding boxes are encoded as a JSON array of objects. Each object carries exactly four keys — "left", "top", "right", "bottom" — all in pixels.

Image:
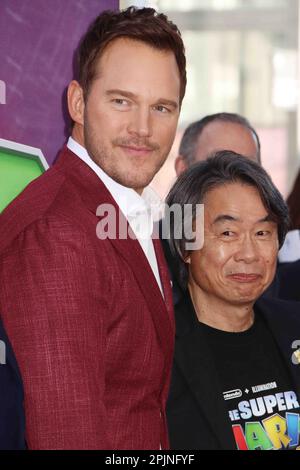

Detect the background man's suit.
[
  {"left": 0, "top": 146, "right": 174, "bottom": 450},
  {"left": 276, "top": 261, "right": 300, "bottom": 302}
]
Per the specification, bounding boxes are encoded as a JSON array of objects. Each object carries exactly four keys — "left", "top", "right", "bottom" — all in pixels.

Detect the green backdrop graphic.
[{"left": 0, "top": 148, "right": 45, "bottom": 212}]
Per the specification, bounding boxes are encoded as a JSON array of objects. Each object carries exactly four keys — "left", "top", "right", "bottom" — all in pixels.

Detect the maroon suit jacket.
[{"left": 0, "top": 146, "right": 175, "bottom": 450}]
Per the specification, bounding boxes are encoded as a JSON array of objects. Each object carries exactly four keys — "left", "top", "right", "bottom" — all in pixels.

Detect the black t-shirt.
[{"left": 199, "top": 314, "right": 300, "bottom": 450}]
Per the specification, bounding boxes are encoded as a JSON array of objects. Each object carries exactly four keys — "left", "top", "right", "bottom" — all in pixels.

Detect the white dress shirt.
[{"left": 67, "top": 137, "right": 163, "bottom": 295}]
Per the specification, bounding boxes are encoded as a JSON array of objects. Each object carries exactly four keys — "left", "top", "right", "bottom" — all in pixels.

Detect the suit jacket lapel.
[
  {"left": 152, "top": 236, "right": 175, "bottom": 430},
  {"left": 153, "top": 237, "right": 174, "bottom": 325},
  {"left": 174, "top": 293, "right": 237, "bottom": 449},
  {"left": 109, "top": 231, "right": 174, "bottom": 357}
]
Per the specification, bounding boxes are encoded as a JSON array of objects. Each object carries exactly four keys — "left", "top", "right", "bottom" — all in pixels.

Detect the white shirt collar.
[{"left": 67, "top": 136, "right": 149, "bottom": 219}]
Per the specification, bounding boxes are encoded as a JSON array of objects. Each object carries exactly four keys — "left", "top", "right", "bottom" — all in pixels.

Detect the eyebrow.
[
  {"left": 105, "top": 89, "right": 179, "bottom": 109},
  {"left": 212, "top": 214, "right": 274, "bottom": 225}
]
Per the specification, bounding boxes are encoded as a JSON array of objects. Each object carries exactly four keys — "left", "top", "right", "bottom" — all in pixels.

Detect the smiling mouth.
[
  {"left": 227, "top": 273, "right": 261, "bottom": 283},
  {"left": 119, "top": 144, "right": 154, "bottom": 155}
]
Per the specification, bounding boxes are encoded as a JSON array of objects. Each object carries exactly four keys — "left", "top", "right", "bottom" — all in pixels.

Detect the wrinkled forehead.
[{"left": 202, "top": 182, "right": 271, "bottom": 225}]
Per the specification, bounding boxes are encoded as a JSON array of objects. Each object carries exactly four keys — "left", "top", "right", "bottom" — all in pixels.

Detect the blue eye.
[
  {"left": 154, "top": 105, "right": 170, "bottom": 113},
  {"left": 113, "top": 98, "right": 129, "bottom": 106}
]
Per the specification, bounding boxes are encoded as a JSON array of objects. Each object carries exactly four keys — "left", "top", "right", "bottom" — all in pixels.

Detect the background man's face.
[
  {"left": 194, "top": 121, "right": 259, "bottom": 163},
  {"left": 188, "top": 182, "right": 278, "bottom": 306},
  {"left": 83, "top": 38, "right": 181, "bottom": 193}
]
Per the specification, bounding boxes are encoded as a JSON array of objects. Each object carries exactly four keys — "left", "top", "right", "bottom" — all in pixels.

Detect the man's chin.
[
  {"left": 228, "top": 286, "right": 262, "bottom": 304},
  {"left": 113, "top": 173, "right": 157, "bottom": 192},
  {"left": 234, "top": 291, "right": 263, "bottom": 305}
]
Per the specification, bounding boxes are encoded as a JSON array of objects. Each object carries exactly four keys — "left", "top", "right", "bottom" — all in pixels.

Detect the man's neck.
[
  {"left": 71, "top": 126, "right": 85, "bottom": 147},
  {"left": 188, "top": 282, "right": 255, "bottom": 333}
]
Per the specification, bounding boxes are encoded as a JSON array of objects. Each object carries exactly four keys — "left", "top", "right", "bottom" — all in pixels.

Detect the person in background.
[
  {"left": 287, "top": 168, "right": 300, "bottom": 231},
  {"left": 0, "top": 6, "right": 186, "bottom": 449},
  {"left": 166, "top": 151, "right": 300, "bottom": 450},
  {"left": 175, "top": 112, "right": 260, "bottom": 176},
  {"left": 276, "top": 167, "right": 300, "bottom": 300}
]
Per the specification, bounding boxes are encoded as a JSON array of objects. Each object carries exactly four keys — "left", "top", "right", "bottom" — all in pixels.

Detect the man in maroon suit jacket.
[{"left": 0, "top": 7, "right": 186, "bottom": 449}]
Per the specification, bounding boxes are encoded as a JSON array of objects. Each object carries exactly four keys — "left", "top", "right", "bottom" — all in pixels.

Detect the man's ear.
[
  {"left": 175, "top": 155, "right": 188, "bottom": 176},
  {"left": 67, "top": 80, "right": 85, "bottom": 125}
]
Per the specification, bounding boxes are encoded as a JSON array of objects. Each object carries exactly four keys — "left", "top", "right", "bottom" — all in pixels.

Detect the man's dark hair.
[
  {"left": 76, "top": 6, "right": 186, "bottom": 104},
  {"left": 287, "top": 167, "right": 300, "bottom": 230},
  {"left": 179, "top": 112, "right": 261, "bottom": 166},
  {"left": 166, "top": 150, "right": 289, "bottom": 289}
]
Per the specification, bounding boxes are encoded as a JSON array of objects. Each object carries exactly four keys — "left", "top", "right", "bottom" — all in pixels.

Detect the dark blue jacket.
[{"left": 276, "top": 260, "right": 300, "bottom": 302}]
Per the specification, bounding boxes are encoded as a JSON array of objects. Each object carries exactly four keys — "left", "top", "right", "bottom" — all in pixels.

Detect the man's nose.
[
  {"left": 127, "top": 106, "right": 153, "bottom": 138},
  {"left": 234, "top": 235, "right": 260, "bottom": 263}
]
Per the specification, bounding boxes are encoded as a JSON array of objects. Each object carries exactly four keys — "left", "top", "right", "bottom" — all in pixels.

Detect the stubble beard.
[{"left": 83, "top": 122, "right": 166, "bottom": 191}]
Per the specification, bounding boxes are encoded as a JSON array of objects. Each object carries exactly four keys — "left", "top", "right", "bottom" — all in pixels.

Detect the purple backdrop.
[{"left": 0, "top": 0, "right": 118, "bottom": 165}]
